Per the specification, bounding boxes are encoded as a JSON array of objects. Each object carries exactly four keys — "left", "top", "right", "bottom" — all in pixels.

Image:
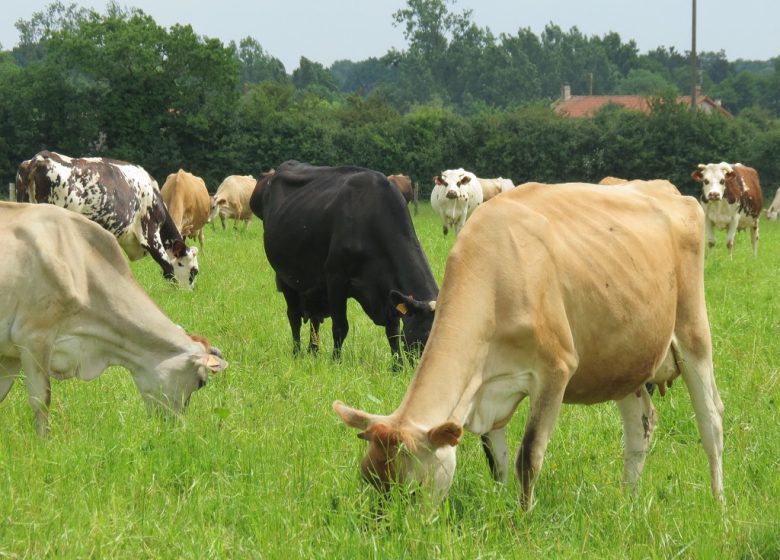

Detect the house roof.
[{"left": 553, "top": 94, "right": 732, "bottom": 118}]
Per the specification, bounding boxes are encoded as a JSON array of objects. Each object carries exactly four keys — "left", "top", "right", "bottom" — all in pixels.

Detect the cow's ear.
[
  {"left": 459, "top": 175, "right": 471, "bottom": 184},
  {"left": 427, "top": 422, "right": 463, "bottom": 448},
  {"left": 195, "top": 353, "right": 228, "bottom": 373},
  {"left": 691, "top": 169, "right": 704, "bottom": 182},
  {"left": 171, "top": 239, "right": 188, "bottom": 257},
  {"left": 433, "top": 175, "right": 443, "bottom": 185},
  {"left": 333, "top": 401, "right": 379, "bottom": 430}
]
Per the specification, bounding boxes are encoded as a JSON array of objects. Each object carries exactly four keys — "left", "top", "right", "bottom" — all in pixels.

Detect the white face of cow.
[
  {"left": 692, "top": 162, "right": 733, "bottom": 202},
  {"left": 167, "top": 244, "right": 199, "bottom": 289},
  {"left": 135, "top": 351, "right": 227, "bottom": 414},
  {"left": 435, "top": 169, "right": 473, "bottom": 202}
]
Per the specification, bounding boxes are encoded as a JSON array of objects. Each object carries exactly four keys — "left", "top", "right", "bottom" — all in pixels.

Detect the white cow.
[
  {"left": 0, "top": 202, "right": 227, "bottom": 435},
  {"left": 766, "top": 187, "right": 780, "bottom": 220},
  {"left": 335, "top": 181, "right": 723, "bottom": 509},
  {"left": 431, "top": 168, "right": 484, "bottom": 236}
]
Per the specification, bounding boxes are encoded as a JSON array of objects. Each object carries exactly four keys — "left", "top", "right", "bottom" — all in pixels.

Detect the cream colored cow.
[
  {"left": 209, "top": 175, "right": 257, "bottom": 230},
  {"left": 0, "top": 202, "right": 227, "bottom": 435},
  {"left": 766, "top": 187, "right": 780, "bottom": 220},
  {"left": 335, "top": 181, "right": 723, "bottom": 509}
]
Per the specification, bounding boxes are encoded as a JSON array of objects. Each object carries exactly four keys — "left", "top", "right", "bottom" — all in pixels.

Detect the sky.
[{"left": 1, "top": 0, "right": 778, "bottom": 72}]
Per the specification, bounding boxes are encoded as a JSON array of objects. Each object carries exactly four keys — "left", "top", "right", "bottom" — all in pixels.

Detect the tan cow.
[
  {"left": 209, "top": 175, "right": 257, "bottom": 230},
  {"left": 161, "top": 169, "right": 211, "bottom": 247},
  {"left": 598, "top": 176, "right": 628, "bottom": 185},
  {"left": 387, "top": 174, "right": 414, "bottom": 204},
  {"left": 766, "top": 187, "right": 780, "bottom": 220},
  {"left": 691, "top": 162, "right": 763, "bottom": 256},
  {"left": 478, "top": 177, "right": 515, "bottom": 201},
  {"left": 335, "top": 181, "right": 723, "bottom": 509},
  {"left": 0, "top": 202, "right": 227, "bottom": 435}
]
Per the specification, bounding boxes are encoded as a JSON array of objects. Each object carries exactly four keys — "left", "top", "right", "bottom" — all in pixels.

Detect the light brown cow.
[
  {"left": 209, "top": 175, "right": 257, "bottom": 230},
  {"left": 161, "top": 169, "right": 211, "bottom": 247},
  {"left": 335, "top": 181, "right": 723, "bottom": 509},
  {"left": 0, "top": 202, "right": 227, "bottom": 435},
  {"left": 598, "top": 176, "right": 628, "bottom": 185},
  {"left": 691, "top": 162, "right": 763, "bottom": 256},
  {"left": 478, "top": 177, "right": 515, "bottom": 201},
  {"left": 388, "top": 174, "right": 414, "bottom": 204}
]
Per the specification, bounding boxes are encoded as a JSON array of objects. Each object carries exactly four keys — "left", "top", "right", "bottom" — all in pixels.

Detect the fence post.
[{"left": 8, "top": 183, "right": 14, "bottom": 201}]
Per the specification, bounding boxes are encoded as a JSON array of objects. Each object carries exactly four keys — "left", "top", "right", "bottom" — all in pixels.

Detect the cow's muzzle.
[
  {"left": 445, "top": 190, "right": 459, "bottom": 200},
  {"left": 707, "top": 192, "right": 722, "bottom": 201}
]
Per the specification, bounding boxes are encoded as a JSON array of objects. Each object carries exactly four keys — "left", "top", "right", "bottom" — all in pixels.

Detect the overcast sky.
[{"left": 2, "top": 1, "right": 778, "bottom": 72}]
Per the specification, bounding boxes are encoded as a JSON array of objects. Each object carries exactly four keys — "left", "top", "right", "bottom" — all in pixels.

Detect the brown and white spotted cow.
[
  {"left": 691, "top": 162, "right": 763, "bottom": 256},
  {"left": 16, "top": 151, "right": 199, "bottom": 288}
]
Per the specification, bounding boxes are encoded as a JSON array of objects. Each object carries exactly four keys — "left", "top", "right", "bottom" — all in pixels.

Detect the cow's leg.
[
  {"left": 725, "top": 214, "right": 740, "bottom": 256},
  {"left": 481, "top": 427, "right": 509, "bottom": 483},
  {"left": 442, "top": 223, "right": 449, "bottom": 236},
  {"left": 516, "top": 366, "right": 569, "bottom": 510},
  {"left": 674, "top": 336, "right": 724, "bottom": 500},
  {"left": 704, "top": 218, "right": 716, "bottom": 251},
  {"left": 385, "top": 319, "right": 403, "bottom": 371},
  {"left": 750, "top": 220, "right": 759, "bottom": 256},
  {"left": 0, "top": 357, "right": 21, "bottom": 402},
  {"left": 308, "top": 318, "right": 322, "bottom": 354},
  {"left": 328, "top": 287, "right": 349, "bottom": 361},
  {"left": 279, "top": 284, "right": 303, "bottom": 355},
  {"left": 220, "top": 214, "right": 226, "bottom": 230},
  {"left": 615, "top": 388, "right": 656, "bottom": 493},
  {"left": 20, "top": 350, "right": 51, "bottom": 436}
]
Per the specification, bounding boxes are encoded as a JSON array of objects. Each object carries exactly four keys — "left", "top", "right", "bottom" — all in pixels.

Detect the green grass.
[{"left": 1, "top": 205, "right": 779, "bottom": 559}]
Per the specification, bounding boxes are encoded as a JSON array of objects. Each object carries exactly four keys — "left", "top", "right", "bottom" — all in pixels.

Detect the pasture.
[{"left": 1, "top": 203, "right": 778, "bottom": 559}]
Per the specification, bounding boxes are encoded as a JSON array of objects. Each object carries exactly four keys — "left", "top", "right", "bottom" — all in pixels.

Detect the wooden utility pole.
[{"left": 691, "top": 0, "right": 698, "bottom": 111}]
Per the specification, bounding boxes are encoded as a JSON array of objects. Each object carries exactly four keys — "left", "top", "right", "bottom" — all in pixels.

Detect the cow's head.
[
  {"left": 691, "top": 162, "right": 739, "bottom": 204},
  {"left": 766, "top": 188, "right": 780, "bottom": 220},
  {"left": 391, "top": 290, "right": 435, "bottom": 358},
  {"left": 434, "top": 169, "right": 473, "bottom": 201},
  {"left": 167, "top": 240, "right": 199, "bottom": 289},
  {"left": 208, "top": 195, "right": 222, "bottom": 223},
  {"left": 136, "top": 334, "right": 227, "bottom": 414},
  {"left": 333, "top": 401, "right": 462, "bottom": 502}
]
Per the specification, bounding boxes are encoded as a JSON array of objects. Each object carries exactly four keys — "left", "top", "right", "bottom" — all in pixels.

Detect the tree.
[{"left": 233, "top": 36, "right": 288, "bottom": 85}]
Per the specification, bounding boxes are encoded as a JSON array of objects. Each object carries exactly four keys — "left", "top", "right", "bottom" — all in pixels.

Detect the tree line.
[{"left": 1, "top": 0, "right": 778, "bottom": 199}]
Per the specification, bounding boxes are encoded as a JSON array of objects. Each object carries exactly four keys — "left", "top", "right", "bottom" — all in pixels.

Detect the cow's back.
[
  {"left": 445, "top": 182, "right": 703, "bottom": 402},
  {"left": 161, "top": 170, "right": 211, "bottom": 236}
]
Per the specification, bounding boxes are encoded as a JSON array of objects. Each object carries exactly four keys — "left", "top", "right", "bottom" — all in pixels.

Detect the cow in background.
[
  {"left": 250, "top": 161, "right": 438, "bottom": 368},
  {"left": 161, "top": 169, "right": 211, "bottom": 247},
  {"left": 478, "top": 177, "right": 515, "bottom": 201},
  {"left": 0, "top": 202, "right": 226, "bottom": 435},
  {"left": 209, "top": 174, "right": 257, "bottom": 230},
  {"left": 387, "top": 174, "right": 414, "bottom": 204},
  {"left": 691, "top": 162, "right": 763, "bottom": 256},
  {"left": 16, "top": 151, "right": 199, "bottom": 288},
  {"left": 766, "top": 187, "right": 780, "bottom": 220},
  {"left": 598, "top": 176, "right": 628, "bottom": 185},
  {"left": 431, "top": 168, "right": 484, "bottom": 236}
]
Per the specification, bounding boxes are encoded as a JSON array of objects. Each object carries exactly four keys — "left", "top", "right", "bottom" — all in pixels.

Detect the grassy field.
[{"left": 1, "top": 203, "right": 778, "bottom": 559}]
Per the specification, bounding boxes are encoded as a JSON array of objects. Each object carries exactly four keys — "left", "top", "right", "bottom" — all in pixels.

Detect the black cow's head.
[{"left": 391, "top": 290, "right": 436, "bottom": 359}]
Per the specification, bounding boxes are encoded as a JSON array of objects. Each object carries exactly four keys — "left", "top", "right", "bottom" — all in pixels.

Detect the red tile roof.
[{"left": 553, "top": 94, "right": 732, "bottom": 118}]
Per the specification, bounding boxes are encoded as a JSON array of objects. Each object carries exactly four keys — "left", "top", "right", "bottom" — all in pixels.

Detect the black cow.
[
  {"left": 250, "top": 160, "right": 438, "bottom": 366},
  {"left": 16, "top": 151, "right": 199, "bottom": 288}
]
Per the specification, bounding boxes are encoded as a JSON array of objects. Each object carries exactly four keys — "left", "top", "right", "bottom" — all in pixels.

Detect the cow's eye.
[
  {"left": 720, "top": 179, "right": 725, "bottom": 185},
  {"left": 704, "top": 180, "right": 709, "bottom": 185}
]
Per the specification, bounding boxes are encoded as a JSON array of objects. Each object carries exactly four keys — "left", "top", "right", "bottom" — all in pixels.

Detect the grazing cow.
[
  {"left": 766, "top": 187, "right": 780, "bottom": 220},
  {"left": 477, "top": 177, "right": 515, "bottom": 201},
  {"left": 387, "top": 174, "right": 414, "bottom": 204},
  {"left": 598, "top": 176, "right": 628, "bottom": 185},
  {"left": 161, "top": 169, "right": 211, "bottom": 247},
  {"left": 691, "top": 162, "right": 763, "bottom": 256},
  {"left": 208, "top": 174, "right": 257, "bottom": 230},
  {"left": 250, "top": 160, "right": 438, "bottom": 367},
  {"left": 16, "top": 151, "right": 199, "bottom": 288},
  {"left": 335, "top": 181, "right": 723, "bottom": 509},
  {"left": 0, "top": 202, "right": 227, "bottom": 435},
  {"left": 431, "top": 168, "right": 484, "bottom": 236}
]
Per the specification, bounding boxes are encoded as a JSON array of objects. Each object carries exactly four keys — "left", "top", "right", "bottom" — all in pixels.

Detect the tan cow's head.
[
  {"left": 333, "top": 401, "right": 462, "bottom": 502},
  {"left": 691, "top": 162, "right": 740, "bottom": 204}
]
